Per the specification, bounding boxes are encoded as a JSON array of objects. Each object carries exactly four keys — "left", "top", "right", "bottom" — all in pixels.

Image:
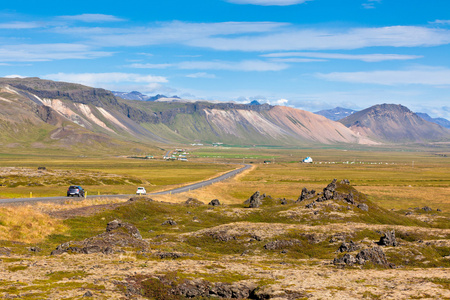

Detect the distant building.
[{"left": 302, "top": 156, "right": 313, "bottom": 163}]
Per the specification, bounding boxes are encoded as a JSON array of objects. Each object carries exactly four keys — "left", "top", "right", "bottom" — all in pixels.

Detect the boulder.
[
  {"left": 334, "top": 247, "right": 392, "bottom": 268},
  {"left": 316, "top": 179, "right": 337, "bottom": 202},
  {"left": 378, "top": 230, "right": 398, "bottom": 247},
  {"left": 338, "top": 241, "right": 359, "bottom": 253},
  {"left": 51, "top": 220, "right": 147, "bottom": 255},
  {"left": 106, "top": 219, "right": 142, "bottom": 240},
  {"left": 244, "top": 191, "right": 263, "bottom": 208},
  {"left": 340, "top": 179, "right": 350, "bottom": 185},
  {"left": 264, "top": 239, "right": 302, "bottom": 250},
  {"left": 345, "top": 192, "right": 355, "bottom": 205},
  {"left": 184, "top": 198, "right": 204, "bottom": 206},
  {"left": 357, "top": 203, "right": 369, "bottom": 211},
  {"left": 162, "top": 219, "right": 177, "bottom": 226},
  {"left": 296, "top": 187, "right": 316, "bottom": 202},
  {"left": 356, "top": 247, "right": 391, "bottom": 267},
  {"left": 422, "top": 206, "right": 432, "bottom": 212},
  {"left": 208, "top": 199, "right": 221, "bottom": 206}
]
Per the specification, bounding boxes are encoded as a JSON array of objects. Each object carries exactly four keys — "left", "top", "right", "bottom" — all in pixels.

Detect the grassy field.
[
  {"left": 0, "top": 154, "right": 236, "bottom": 198},
  {"left": 0, "top": 147, "right": 449, "bottom": 299}
]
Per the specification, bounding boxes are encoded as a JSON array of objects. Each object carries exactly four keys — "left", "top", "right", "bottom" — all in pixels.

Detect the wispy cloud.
[
  {"left": 316, "top": 66, "right": 450, "bottom": 85},
  {"left": 51, "top": 21, "right": 289, "bottom": 47},
  {"left": 47, "top": 21, "right": 450, "bottom": 52},
  {"left": 128, "top": 60, "right": 288, "bottom": 71},
  {"left": 263, "top": 52, "right": 422, "bottom": 62},
  {"left": 0, "top": 21, "right": 44, "bottom": 29},
  {"left": 0, "top": 44, "right": 112, "bottom": 62},
  {"left": 362, "top": 0, "right": 382, "bottom": 9},
  {"left": 43, "top": 72, "right": 169, "bottom": 92},
  {"left": 430, "top": 20, "right": 450, "bottom": 25},
  {"left": 225, "top": 0, "right": 310, "bottom": 6},
  {"left": 189, "top": 26, "right": 450, "bottom": 51},
  {"left": 58, "top": 14, "right": 125, "bottom": 23},
  {"left": 186, "top": 72, "right": 217, "bottom": 78},
  {"left": 128, "top": 63, "right": 173, "bottom": 69}
]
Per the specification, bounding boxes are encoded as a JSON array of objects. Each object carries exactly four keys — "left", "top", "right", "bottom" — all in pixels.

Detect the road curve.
[{"left": 0, "top": 164, "right": 252, "bottom": 204}]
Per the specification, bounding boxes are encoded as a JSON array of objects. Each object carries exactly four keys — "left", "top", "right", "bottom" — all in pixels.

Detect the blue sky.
[{"left": 1, "top": 0, "right": 450, "bottom": 118}]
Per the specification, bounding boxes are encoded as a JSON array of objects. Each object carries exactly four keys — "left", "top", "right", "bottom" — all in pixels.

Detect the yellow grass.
[{"left": 0, "top": 206, "right": 67, "bottom": 243}]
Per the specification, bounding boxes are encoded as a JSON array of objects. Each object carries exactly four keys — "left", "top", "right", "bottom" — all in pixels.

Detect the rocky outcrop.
[
  {"left": 333, "top": 246, "right": 394, "bottom": 268},
  {"left": 209, "top": 199, "right": 221, "bottom": 206},
  {"left": 244, "top": 191, "right": 264, "bottom": 208},
  {"left": 264, "top": 239, "right": 302, "bottom": 250},
  {"left": 51, "top": 220, "right": 146, "bottom": 255},
  {"left": 296, "top": 187, "right": 316, "bottom": 202},
  {"left": 184, "top": 198, "right": 204, "bottom": 206},
  {"left": 316, "top": 179, "right": 337, "bottom": 202},
  {"left": 338, "top": 241, "right": 359, "bottom": 253},
  {"left": 378, "top": 230, "right": 398, "bottom": 247}
]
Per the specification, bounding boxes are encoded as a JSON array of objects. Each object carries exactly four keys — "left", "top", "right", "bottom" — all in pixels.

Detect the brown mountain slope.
[
  {"left": 339, "top": 104, "right": 450, "bottom": 143},
  {"left": 265, "top": 106, "right": 377, "bottom": 145}
]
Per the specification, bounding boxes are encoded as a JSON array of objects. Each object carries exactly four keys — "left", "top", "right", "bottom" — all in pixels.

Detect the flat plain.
[{"left": 0, "top": 147, "right": 449, "bottom": 299}]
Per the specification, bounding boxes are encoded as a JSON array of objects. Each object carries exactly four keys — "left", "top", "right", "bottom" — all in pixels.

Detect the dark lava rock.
[
  {"left": 378, "top": 230, "right": 398, "bottom": 247},
  {"left": 356, "top": 247, "right": 392, "bottom": 267},
  {"left": 340, "top": 179, "right": 350, "bottom": 185},
  {"left": 209, "top": 199, "right": 221, "bottom": 206},
  {"left": 296, "top": 187, "right": 316, "bottom": 202},
  {"left": 155, "top": 252, "right": 193, "bottom": 259},
  {"left": 184, "top": 198, "right": 204, "bottom": 206},
  {"left": 316, "top": 179, "right": 337, "bottom": 202},
  {"left": 171, "top": 279, "right": 257, "bottom": 299},
  {"left": 422, "top": 206, "right": 433, "bottom": 212},
  {"left": 305, "top": 201, "right": 316, "bottom": 209},
  {"left": 83, "top": 291, "right": 93, "bottom": 297},
  {"left": 29, "top": 246, "right": 41, "bottom": 253},
  {"left": 334, "top": 247, "right": 392, "bottom": 268},
  {"left": 357, "top": 203, "right": 369, "bottom": 211},
  {"left": 264, "top": 239, "right": 302, "bottom": 250},
  {"left": 345, "top": 192, "right": 355, "bottom": 205},
  {"left": 244, "top": 191, "right": 263, "bottom": 208},
  {"left": 405, "top": 211, "right": 413, "bottom": 216},
  {"left": 106, "top": 220, "right": 142, "bottom": 240},
  {"left": 437, "top": 208, "right": 442, "bottom": 212},
  {"left": 51, "top": 220, "right": 147, "bottom": 255},
  {"left": 338, "top": 241, "right": 359, "bottom": 253},
  {"left": 161, "top": 219, "right": 177, "bottom": 226},
  {"left": 333, "top": 253, "right": 357, "bottom": 265}
]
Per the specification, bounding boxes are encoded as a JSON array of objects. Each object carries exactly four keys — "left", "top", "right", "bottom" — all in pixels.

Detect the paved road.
[{"left": 0, "top": 164, "right": 251, "bottom": 204}]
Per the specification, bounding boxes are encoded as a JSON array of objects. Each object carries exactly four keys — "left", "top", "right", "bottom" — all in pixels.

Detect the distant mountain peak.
[
  {"left": 339, "top": 103, "right": 450, "bottom": 143},
  {"left": 249, "top": 100, "right": 261, "bottom": 105},
  {"left": 314, "top": 107, "right": 356, "bottom": 121}
]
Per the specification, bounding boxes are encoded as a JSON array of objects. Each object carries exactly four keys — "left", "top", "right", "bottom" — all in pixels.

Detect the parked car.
[
  {"left": 136, "top": 187, "right": 146, "bottom": 195},
  {"left": 67, "top": 185, "right": 85, "bottom": 197}
]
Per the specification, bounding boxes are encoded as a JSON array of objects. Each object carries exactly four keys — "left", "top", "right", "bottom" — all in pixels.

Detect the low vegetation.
[{"left": 0, "top": 149, "right": 448, "bottom": 298}]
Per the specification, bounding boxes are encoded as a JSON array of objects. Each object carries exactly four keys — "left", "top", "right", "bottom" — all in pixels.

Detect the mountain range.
[{"left": 0, "top": 77, "right": 448, "bottom": 153}]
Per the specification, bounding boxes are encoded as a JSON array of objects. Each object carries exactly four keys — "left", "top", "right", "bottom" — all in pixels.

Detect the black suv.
[{"left": 67, "top": 185, "right": 85, "bottom": 197}]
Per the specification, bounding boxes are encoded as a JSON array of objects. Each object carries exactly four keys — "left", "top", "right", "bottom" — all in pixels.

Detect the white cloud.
[
  {"left": 263, "top": 52, "right": 422, "bottom": 62},
  {"left": 274, "top": 98, "right": 289, "bottom": 105},
  {"left": 0, "top": 44, "right": 112, "bottom": 62},
  {"left": 127, "top": 60, "right": 288, "bottom": 71},
  {"left": 316, "top": 66, "right": 450, "bottom": 85},
  {"left": 0, "top": 21, "right": 44, "bottom": 29},
  {"left": 177, "top": 60, "right": 288, "bottom": 71},
  {"left": 431, "top": 20, "right": 450, "bottom": 25},
  {"left": 362, "top": 0, "right": 381, "bottom": 9},
  {"left": 225, "top": 0, "right": 310, "bottom": 6},
  {"left": 43, "top": 72, "right": 168, "bottom": 90},
  {"left": 128, "top": 63, "right": 173, "bottom": 69},
  {"left": 53, "top": 21, "right": 289, "bottom": 47},
  {"left": 58, "top": 14, "right": 125, "bottom": 23},
  {"left": 4, "top": 75, "right": 27, "bottom": 78},
  {"left": 188, "top": 26, "right": 450, "bottom": 51},
  {"left": 186, "top": 72, "right": 217, "bottom": 78},
  {"left": 269, "top": 58, "right": 325, "bottom": 63}
]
